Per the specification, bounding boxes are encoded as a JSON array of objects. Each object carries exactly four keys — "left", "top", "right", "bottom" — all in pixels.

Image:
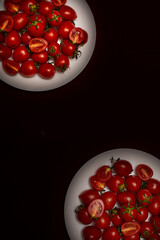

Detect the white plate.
[
  {"left": 64, "top": 148, "right": 160, "bottom": 240},
  {"left": 0, "top": 0, "right": 96, "bottom": 91}
]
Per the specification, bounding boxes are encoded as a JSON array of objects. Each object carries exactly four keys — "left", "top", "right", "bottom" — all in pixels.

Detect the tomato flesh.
[
  {"left": 0, "top": 16, "right": 13, "bottom": 32},
  {"left": 88, "top": 199, "right": 104, "bottom": 218},
  {"left": 51, "top": 0, "right": 66, "bottom": 7},
  {"left": 2, "top": 59, "right": 20, "bottom": 75},
  {"left": 137, "top": 164, "right": 153, "bottom": 181},
  {"left": 121, "top": 222, "right": 141, "bottom": 236},
  {"left": 69, "top": 27, "right": 85, "bottom": 44},
  {"left": 29, "top": 38, "right": 48, "bottom": 53}
]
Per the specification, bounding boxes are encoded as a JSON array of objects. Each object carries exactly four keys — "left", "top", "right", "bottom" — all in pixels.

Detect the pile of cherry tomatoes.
[
  {"left": 76, "top": 158, "right": 160, "bottom": 240},
  {"left": 0, "top": 0, "right": 88, "bottom": 79}
]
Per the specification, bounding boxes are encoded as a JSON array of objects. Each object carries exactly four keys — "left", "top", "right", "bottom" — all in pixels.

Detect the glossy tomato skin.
[
  {"left": 148, "top": 194, "right": 160, "bottom": 215},
  {"left": 110, "top": 208, "right": 124, "bottom": 226},
  {"left": 47, "top": 10, "right": 63, "bottom": 27},
  {"left": 136, "top": 189, "right": 153, "bottom": 206},
  {"left": 20, "top": 60, "right": 37, "bottom": 77},
  {"left": 87, "top": 199, "right": 104, "bottom": 218},
  {"left": 54, "top": 54, "right": 69, "bottom": 72},
  {"left": 44, "top": 28, "right": 58, "bottom": 43},
  {"left": 5, "top": 30, "right": 21, "bottom": 48},
  {"left": 28, "top": 20, "right": 45, "bottom": 37},
  {"left": 120, "top": 203, "right": 137, "bottom": 221},
  {"left": 82, "top": 226, "right": 102, "bottom": 240},
  {"left": 59, "top": 5, "right": 77, "bottom": 21},
  {"left": 136, "top": 164, "right": 153, "bottom": 181},
  {"left": 38, "top": 63, "right": 56, "bottom": 79},
  {"left": 21, "top": 32, "right": 32, "bottom": 45},
  {"left": 76, "top": 205, "right": 92, "bottom": 225},
  {"left": 0, "top": 43, "right": 12, "bottom": 60},
  {"left": 113, "top": 159, "right": 133, "bottom": 177},
  {"left": 135, "top": 206, "right": 148, "bottom": 222},
  {"left": 48, "top": 42, "right": 61, "bottom": 58},
  {"left": 125, "top": 175, "right": 142, "bottom": 192},
  {"left": 20, "top": 0, "right": 37, "bottom": 15},
  {"left": 30, "top": 14, "right": 47, "bottom": 27},
  {"left": 106, "top": 175, "right": 125, "bottom": 193},
  {"left": 117, "top": 191, "right": 136, "bottom": 206},
  {"left": 122, "top": 233, "right": 140, "bottom": 240},
  {"left": 140, "top": 222, "right": 153, "bottom": 238},
  {"left": 29, "top": 38, "right": 48, "bottom": 53},
  {"left": 13, "top": 13, "right": 28, "bottom": 31},
  {"left": 58, "top": 21, "right": 75, "bottom": 39},
  {"left": 51, "top": 0, "right": 66, "bottom": 7},
  {"left": 149, "top": 215, "right": 160, "bottom": 233},
  {"left": 102, "top": 226, "right": 121, "bottom": 240},
  {"left": 93, "top": 211, "right": 110, "bottom": 229},
  {"left": 147, "top": 178, "right": 160, "bottom": 195},
  {"left": 12, "top": 45, "right": 30, "bottom": 62},
  {"left": 2, "top": 59, "right": 20, "bottom": 75},
  {"left": 69, "top": 27, "right": 85, "bottom": 44},
  {"left": 32, "top": 51, "right": 48, "bottom": 64},
  {"left": 4, "top": 0, "right": 20, "bottom": 13},
  {"left": 38, "top": 1, "right": 53, "bottom": 16},
  {"left": 61, "top": 39, "right": 78, "bottom": 58},
  {"left": 121, "top": 221, "right": 141, "bottom": 237},
  {"left": 100, "top": 191, "right": 117, "bottom": 210},
  {"left": 79, "top": 189, "right": 100, "bottom": 206}
]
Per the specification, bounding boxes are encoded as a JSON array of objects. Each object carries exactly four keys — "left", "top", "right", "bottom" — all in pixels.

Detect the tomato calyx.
[
  {"left": 138, "top": 194, "right": 153, "bottom": 204},
  {"left": 28, "top": 15, "right": 42, "bottom": 30},
  {"left": 121, "top": 201, "right": 136, "bottom": 220},
  {"left": 109, "top": 207, "right": 119, "bottom": 217},
  {"left": 29, "top": 3, "right": 38, "bottom": 13},
  {"left": 55, "top": 64, "right": 69, "bottom": 72},
  {"left": 118, "top": 182, "right": 126, "bottom": 192},
  {"left": 75, "top": 204, "right": 85, "bottom": 213},
  {"left": 47, "top": 9, "right": 61, "bottom": 22},
  {"left": 140, "top": 180, "right": 148, "bottom": 189}
]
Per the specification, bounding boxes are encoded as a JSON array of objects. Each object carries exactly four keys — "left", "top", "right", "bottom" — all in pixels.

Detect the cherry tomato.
[
  {"left": 140, "top": 222, "right": 153, "bottom": 239},
  {"left": 44, "top": 28, "right": 58, "bottom": 43},
  {"left": 79, "top": 189, "right": 100, "bottom": 206},
  {"left": 0, "top": 43, "right": 12, "bottom": 60},
  {"left": 102, "top": 226, "right": 121, "bottom": 240},
  {"left": 82, "top": 226, "right": 102, "bottom": 240},
  {"left": 110, "top": 207, "right": 124, "bottom": 226},
  {"left": 5, "top": 30, "right": 21, "bottom": 48},
  {"left": 100, "top": 191, "right": 117, "bottom": 210},
  {"left": 75, "top": 205, "right": 92, "bottom": 225},
  {"left": 38, "top": 1, "right": 53, "bottom": 16},
  {"left": 69, "top": 27, "right": 85, "bottom": 44},
  {"left": 148, "top": 233, "right": 160, "bottom": 240},
  {"left": 136, "top": 164, "right": 153, "bottom": 181},
  {"left": 0, "top": 11, "right": 13, "bottom": 32},
  {"left": 135, "top": 206, "right": 148, "bottom": 222},
  {"left": 90, "top": 175, "right": 106, "bottom": 191},
  {"left": 113, "top": 159, "right": 133, "bottom": 177},
  {"left": 20, "top": 60, "right": 37, "bottom": 77},
  {"left": 13, "top": 13, "right": 28, "bottom": 31},
  {"left": 20, "top": 0, "right": 37, "bottom": 15},
  {"left": 87, "top": 199, "right": 104, "bottom": 218},
  {"left": 58, "top": 21, "right": 75, "bottom": 39},
  {"left": 147, "top": 178, "right": 160, "bottom": 195},
  {"left": 48, "top": 42, "right": 60, "bottom": 58},
  {"left": 61, "top": 39, "right": 78, "bottom": 58},
  {"left": 29, "top": 38, "right": 48, "bottom": 53},
  {"left": 12, "top": 45, "right": 30, "bottom": 62},
  {"left": 21, "top": 32, "right": 32, "bottom": 45},
  {"left": 30, "top": 14, "right": 47, "bottom": 27},
  {"left": 4, "top": 0, "right": 20, "bottom": 13},
  {"left": 93, "top": 211, "right": 110, "bottom": 229},
  {"left": 117, "top": 191, "right": 136, "bottom": 206},
  {"left": 28, "top": 17, "right": 45, "bottom": 37},
  {"left": 38, "top": 63, "right": 56, "bottom": 79},
  {"left": 122, "top": 233, "right": 140, "bottom": 240},
  {"left": 2, "top": 59, "right": 20, "bottom": 75},
  {"left": 51, "top": 0, "right": 66, "bottom": 7},
  {"left": 148, "top": 194, "right": 160, "bottom": 215},
  {"left": 150, "top": 215, "right": 160, "bottom": 233},
  {"left": 136, "top": 189, "right": 153, "bottom": 206},
  {"left": 106, "top": 175, "right": 125, "bottom": 193},
  {"left": 47, "top": 10, "right": 63, "bottom": 27},
  {"left": 32, "top": 51, "right": 48, "bottom": 64},
  {"left": 54, "top": 54, "right": 69, "bottom": 72},
  {"left": 96, "top": 165, "right": 112, "bottom": 182},
  {"left": 59, "top": 5, "right": 77, "bottom": 21},
  {"left": 120, "top": 203, "right": 137, "bottom": 221},
  {"left": 121, "top": 222, "right": 141, "bottom": 237},
  {"left": 125, "top": 175, "right": 142, "bottom": 192},
  {"left": 82, "top": 29, "right": 89, "bottom": 45}
]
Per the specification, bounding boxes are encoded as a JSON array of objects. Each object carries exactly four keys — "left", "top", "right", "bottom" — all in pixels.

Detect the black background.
[{"left": 0, "top": 0, "right": 160, "bottom": 239}]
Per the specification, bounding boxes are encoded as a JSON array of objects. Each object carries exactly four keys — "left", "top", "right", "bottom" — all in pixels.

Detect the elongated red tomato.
[
  {"left": 136, "top": 164, "right": 153, "bottom": 181},
  {"left": 59, "top": 5, "right": 77, "bottom": 20},
  {"left": 93, "top": 211, "right": 110, "bottom": 229},
  {"left": 20, "top": 60, "right": 37, "bottom": 77},
  {"left": 0, "top": 43, "right": 12, "bottom": 60},
  {"left": 2, "top": 59, "right": 20, "bottom": 75},
  {"left": 82, "top": 226, "right": 102, "bottom": 240},
  {"left": 100, "top": 191, "right": 117, "bottom": 210},
  {"left": 96, "top": 165, "right": 112, "bottom": 181},
  {"left": 87, "top": 199, "right": 104, "bottom": 218},
  {"left": 4, "top": 0, "right": 20, "bottom": 13},
  {"left": 121, "top": 222, "right": 141, "bottom": 237},
  {"left": 113, "top": 159, "right": 133, "bottom": 177},
  {"left": 79, "top": 189, "right": 100, "bottom": 206},
  {"left": 38, "top": 63, "right": 56, "bottom": 79},
  {"left": 29, "top": 38, "right": 48, "bottom": 53}
]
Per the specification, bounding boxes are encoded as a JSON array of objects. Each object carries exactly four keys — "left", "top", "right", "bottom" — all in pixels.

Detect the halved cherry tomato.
[
  {"left": 0, "top": 14, "right": 13, "bottom": 32},
  {"left": 20, "top": 60, "right": 37, "bottom": 77},
  {"left": 20, "top": 0, "right": 37, "bottom": 15},
  {"left": 12, "top": 45, "right": 30, "bottom": 62},
  {"left": 39, "top": 1, "right": 53, "bottom": 16},
  {"left": 121, "top": 222, "right": 141, "bottom": 237},
  {"left": 110, "top": 207, "right": 124, "bottom": 226},
  {"left": 93, "top": 211, "right": 110, "bottom": 229},
  {"left": 96, "top": 165, "right": 112, "bottom": 182},
  {"left": 47, "top": 10, "right": 63, "bottom": 27},
  {"left": 82, "top": 226, "right": 102, "bottom": 240},
  {"left": 2, "top": 59, "right": 20, "bottom": 75},
  {"left": 0, "top": 43, "right": 12, "bottom": 60},
  {"left": 113, "top": 159, "right": 133, "bottom": 177},
  {"left": 48, "top": 42, "right": 61, "bottom": 58},
  {"left": 87, "top": 199, "right": 104, "bottom": 218},
  {"left": 75, "top": 205, "right": 92, "bottom": 225},
  {"left": 79, "top": 189, "right": 100, "bottom": 206},
  {"left": 102, "top": 226, "right": 121, "bottom": 240},
  {"left": 90, "top": 175, "right": 106, "bottom": 191},
  {"left": 38, "top": 63, "right": 56, "bottom": 79},
  {"left": 5, "top": 30, "right": 21, "bottom": 48},
  {"left": 136, "top": 189, "right": 153, "bottom": 206},
  {"left": 59, "top": 5, "right": 77, "bottom": 21},
  {"left": 125, "top": 175, "right": 141, "bottom": 192},
  {"left": 13, "top": 13, "right": 28, "bottom": 31},
  {"left": 29, "top": 38, "right": 48, "bottom": 53},
  {"left": 4, "top": 0, "right": 20, "bottom": 13},
  {"left": 69, "top": 27, "right": 85, "bottom": 44},
  {"left": 32, "top": 51, "right": 48, "bottom": 64},
  {"left": 140, "top": 222, "right": 153, "bottom": 239},
  {"left": 58, "top": 21, "right": 75, "bottom": 39},
  {"left": 51, "top": 0, "right": 66, "bottom": 7},
  {"left": 136, "top": 164, "right": 153, "bottom": 181},
  {"left": 100, "top": 191, "right": 117, "bottom": 210},
  {"left": 54, "top": 54, "right": 69, "bottom": 72}
]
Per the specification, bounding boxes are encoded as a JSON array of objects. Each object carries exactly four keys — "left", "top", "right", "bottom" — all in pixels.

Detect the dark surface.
[{"left": 0, "top": 0, "right": 160, "bottom": 239}]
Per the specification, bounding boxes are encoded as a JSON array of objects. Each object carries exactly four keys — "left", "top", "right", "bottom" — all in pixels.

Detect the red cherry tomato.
[
  {"left": 61, "top": 39, "right": 78, "bottom": 58},
  {"left": 48, "top": 42, "right": 61, "bottom": 58},
  {"left": 38, "top": 63, "right": 56, "bottom": 79},
  {"left": 0, "top": 43, "right": 12, "bottom": 60},
  {"left": 113, "top": 159, "right": 133, "bottom": 177},
  {"left": 82, "top": 29, "right": 89, "bottom": 45},
  {"left": 58, "top": 21, "right": 75, "bottom": 39},
  {"left": 87, "top": 199, "right": 104, "bottom": 218},
  {"left": 147, "top": 178, "right": 160, "bottom": 195},
  {"left": 30, "top": 14, "right": 47, "bottom": 27},
  {"left": 47, "top": 10, "right": 63, "bottom": 27},
  {"left": 106, "top": 175, "right": 125, "bottom": 193},
  {"left": 32, "top": 51, "right": 48, "bottom": 64},
  {"left": 51, "top": 0, "right": 66, "bottom": 7},
  {"left": 75, "top": 205, "right": 92, "bottom": 225},
  {"left": 5, "top": 30, "right": 21, "bottom": 48},
  {"left": 69, "top": 27, "right": 85, "bottom": 44},
  {"left": 100, "top": 191, "right": 117, "bottom": 210},
  {"left": 93, "top": 211, "right": 110, "bottom": 229},
  {"left": 102, "top": 226, "right": 121, "bottom": 240},
  {"left": 2, "top": 59, "right": 20, "bottom": 75},
  {"left": 136, "top": 164, "right": 153, "bottom": 181},
  {"left": 20, "top": 0, "right": 37, "bottom": 15},
  {"left": 43, "top": 28, "right": 58, "bottom": 43},
  {"left": 110, "top": 207, "right": 124, "bottom": 226},
  {"left": 82, "top": 226, "right": 102, "bottom": 240},
  {"left": 140, "top": 222, "right": 153, "bottom": 239},
  {"left": 96, "top": 165, "right": 112, "bottom": 182},
  {"left": 28, "top": 17, "right": 45, "bottom": 37},
  {"left": 13, "top": 13, "right": 28, "bottom": 31},
  {"left": 122, "top": 233, "right": 140, "bottom": 240},
  {"left": 117, "top": 191, "right": 136, "bottom": 206},
  {"left": 59, "top": 5, "right": 77, "bottom": 21},
  {"left": 150, "top": 215, "right": 160, "bottom": 233},
  {"left": 12, "top": 45, "right": 30, "bottom": 62},
  {"left": 90, "top": 175, "right": 106, "bottom": 192},
  {"left": 135, "top": 206, "right": 148, "bottom": 222},
  {"left": 79, "top": 189, "right": 100, "bottom": 206},
  {"left": 120, "top": 203, "right": 137, "bottom": 221},
  {"left": 54, "top": 54, "right": 69, "bottom": 72},
  {"left": 21, "top": 32, "right": 32, "bottom": 45},
  {"left": 125, "top": 175, "right": 142, "bottom": 192},
  {"left": 4, "top": 0, "right": 20, "bottom": 13},
  {"left": 148, "top": 194, "right": 160, "bottom": 215},
  {"left": 121, "top": 222, "right": 141, "bottom": 237},
  {"left": 39, "top": 1, "right": 53, "bottom": 16},
  {"left": 136, "top": 189, "right": 153, "bottom": 206},
  {"left": 0, "top": 11, "right": 13, "bottom": 32},
  {"left": 29, "top": 38, "right": 48, "bottom": 53},
  {"left": 148, "top": 233, "right": 160, "bottom": 240},
  {"left": 20, "top": 60, "right": 37, "bottom": 77}
]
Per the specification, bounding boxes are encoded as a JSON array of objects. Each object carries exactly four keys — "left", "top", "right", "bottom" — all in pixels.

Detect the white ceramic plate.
[
  {"left": 64, "top": 148, "right": 160, "bottom": 240},
  {"left": 0, "top": 0, "right": 96, "bottom": 91}
]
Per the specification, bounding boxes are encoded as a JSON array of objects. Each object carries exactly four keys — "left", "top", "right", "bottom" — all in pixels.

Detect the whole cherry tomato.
[
  {"left": 0, "top": 43, "right": 12, "bottom": 60},
  {"left": 120, "top": 203, "right": 137, "bottom": 221},
  {"left": 48, "top": 42, "right": 61, "bottom": 58},
  {"left": 147, "top": 178, "right": 160, "bottom": 195},
  {"left": 79, "top": 189, "right": 100, "bottom": 206},
  {"left": 29, "top": 14, "right": 47, "bottom": 27},
  {"left": 125, "top": 175, "right": 142, "bottom": 192},
  {"left": 12, "top": 45, "right": 30, "bottom": 62},
  {"left": 38, "top": 1, "right": 53, "bottom": 16},
  {"left": 20, "top": 0, "right": 37, "bottom": 15},
  {"left": 106, "top": 175, "right": 125, "bottom": 193},
  {"left": 75, "top": 205, "right": 92, "bottom": 225},
  {"left": 13, "top": 13, "right": 28, "bottom": 31},
  {"left": 136, "top": 164, "right": 153, "bottom": 181},
  {"left": 148, "top": 194, "right": 160, "bottom": 215},
  {"left": 110, "top": 207, "right": 123, "bottom": 226},
  {"left": 21, "top": 32, "right": 32, "bottom": 45},
  {"left": 93, "top": 211, "right": 110, "bottom": 229},
  {"left": 58, "top": 21, "right": 75, "bottom": 39},
  {"left": 59, "top": 5, "right": 77, "bottom": 21},
  {"left": 90, "top": 175, "right": 106, "bottom": 191},
  {"left": 28, "top": 17, "right": 45, "bottom": 37},
  {"left": 47, "top": 10, "right": 63, "bottom": 27},
  {"left": 5, "top": 30, "right": 21, "bottom": 48},
  {"left": 32, "top": 51, "right": 48, "bottom": 64},
  {"left": 136, "top": 189, "right": 153, "bottom": 206},
  {"left": 2, "top": 59, "right": 20, "bottom": 75},
  {"left": 54, "top": 54, "right": 69, "bottom": 72},
  {"left": 82, "top": 226, "right": 102, "bottom": 240},
  {"left": 150, "top": 215, "right": 160, "bottom": 233},
  {"left": 38, "top": 63, "right": 56, "bottom": 79},
  {"left": 102, "top": 226, "right": 121, "bottom": 240},
  {"left": 20, "top": 60, "right": 37, "bottom": 77},
  {"left": 148, "top": 233, "right": 160, "bottom": 240},
  {"left": 113, "top": 159, "right": 133, "bottom": 177},
  {"left": 43, "top": 28, "right": 58, "bottom": 43},
  {"left": 117, "top": 191, "right": 136, "bottom": 206},
  {"left": 61, "top": 39, "right": 78, "bottom": 58},
  {"left": 140, "top": 222, "right": 153, "bottom": 239},
  {"left": 100, "top": 191, "right": 117, "bottom": 210},
  {"left": 135, "top": 206, "right": 148, "bottom": 222}
]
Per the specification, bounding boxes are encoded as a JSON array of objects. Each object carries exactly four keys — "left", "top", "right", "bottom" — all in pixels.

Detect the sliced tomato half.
[
  {"left": 96, "top": 165, "right": 112, "bottom": 182},
  {"left": 90, "top": 175, "right": 106, "bottom": 191},
  {"left": 51, "top": 0, "right": 66, "bottom": 7},
  {"left": 2, "top": 59, "right": 20, "bottom": 75},
  {"left": 121, "top": 222, "right": 141, "bottom": 237},
  {"left": 0, "top": 16, "right": 13, "bottom": 32},
  {"left": 87, "top": 199, "right": 104, "bottom": 218},
  {"left": 29, "top": 38, "right": 48, "bottom": 53},
  {"left": 136, "top": 164, "right": 153, "bottom": 181},
  {"left": 69, "top": 27, "right": 85, "bottom": 44}
]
